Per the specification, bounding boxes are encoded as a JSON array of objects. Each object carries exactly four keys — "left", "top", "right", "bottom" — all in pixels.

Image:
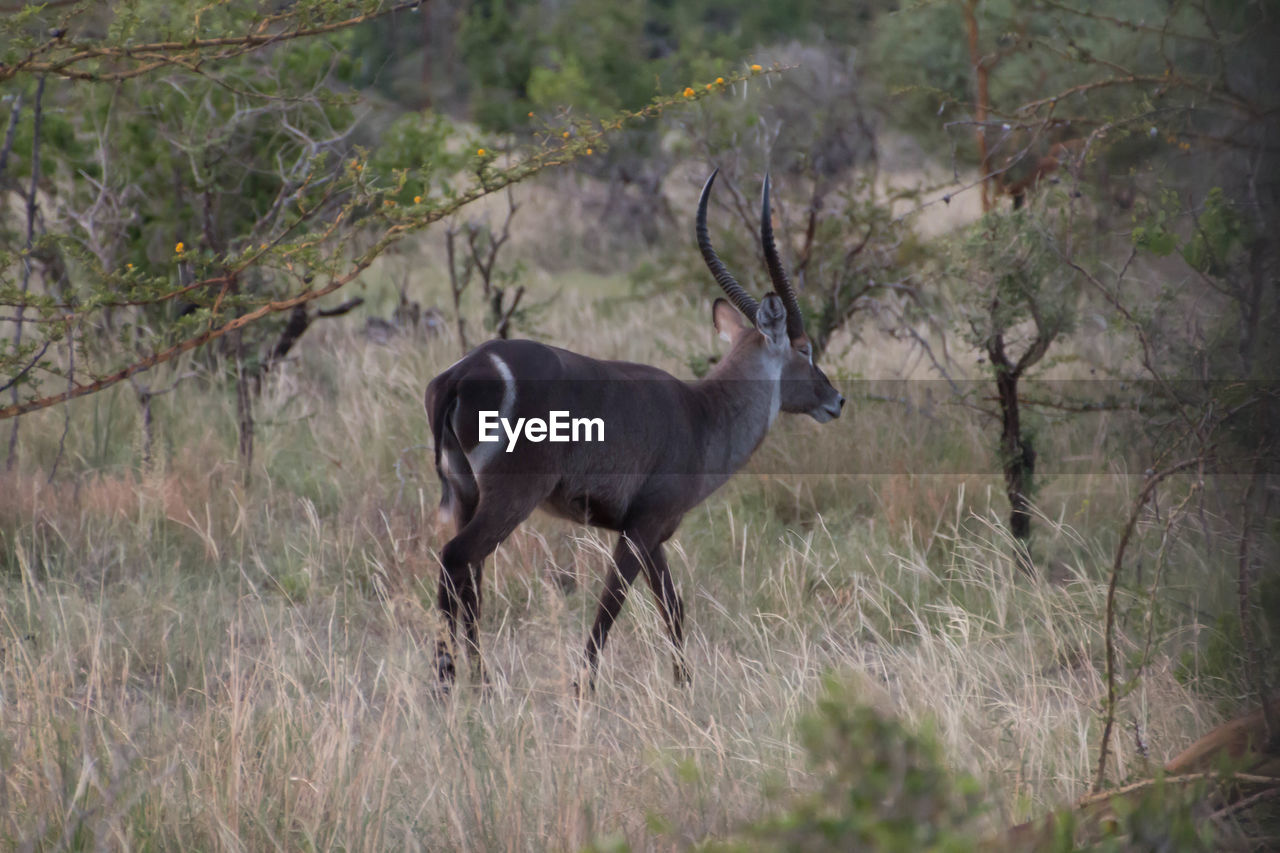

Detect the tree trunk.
[
  {"left": 993, "top": 371, "right": 1034, "bottom": 548},
  {"left": 963, "top": 0, "right": 993, "bottom": 213},
  {"left": 234, "top": 335, "right": 254, "bottom": 485},
  {"left": 6, "top": 77, "right": 44, "bottom": 471},
  {"left": 991, "top": 344, "right": 1036, "bottom": 574}
]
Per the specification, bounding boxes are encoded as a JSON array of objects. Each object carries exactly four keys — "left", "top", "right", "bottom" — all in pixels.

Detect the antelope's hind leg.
[
  {"left": 433, "top": 490, "right": 477, "bottom": 688},
  {"left": 436, "top": 480, "right": 552, "bottom": 688},
  {"left": 433, "top": 443, "right": 479, "bottom": 687}
]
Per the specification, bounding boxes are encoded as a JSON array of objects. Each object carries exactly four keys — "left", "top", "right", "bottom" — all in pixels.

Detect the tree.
[
  {"left": 0, "top": 0, "right": 719, "bottom": 477},
  {"left": 881, "top": 1, "right": 1279, "bottom": 577},
  {"left": 957, "top": 208, "right": 1074, "bottom": 573}
]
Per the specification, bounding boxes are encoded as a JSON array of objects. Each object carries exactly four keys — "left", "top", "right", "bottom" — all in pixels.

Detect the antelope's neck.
[{"left": 692, "top": 351, "right": 782, "bottom": 477}]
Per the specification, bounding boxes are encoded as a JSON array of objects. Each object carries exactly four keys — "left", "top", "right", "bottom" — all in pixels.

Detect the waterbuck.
[{"left": 425, "top": 171, "right": 844, "bottom": 690}]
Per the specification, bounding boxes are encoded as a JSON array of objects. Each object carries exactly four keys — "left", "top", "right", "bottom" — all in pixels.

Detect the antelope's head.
[{"left": 697, "top": 171, "right": 845, "bottom": 423}]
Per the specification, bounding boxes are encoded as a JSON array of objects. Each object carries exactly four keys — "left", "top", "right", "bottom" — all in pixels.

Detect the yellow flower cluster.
[
  {"left": 750, "top": 64, "right": 762, "bottom": 73},
  {"left": 477, "top": 148, "right": 486, "bottom": 156},
  {"left": 175, "top": 242, "right": 185, "bottom": 254},
  {"left": 683, "top": 87, "right": 696, "bottom": 98}
]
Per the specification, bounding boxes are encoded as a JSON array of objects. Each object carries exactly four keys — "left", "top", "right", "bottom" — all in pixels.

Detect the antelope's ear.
[
  {"left": 712, "top": 298, "right": 749, "bottom": 342},
  {"left": 756, "top": 293, "right": 787, "bottom": 346}
]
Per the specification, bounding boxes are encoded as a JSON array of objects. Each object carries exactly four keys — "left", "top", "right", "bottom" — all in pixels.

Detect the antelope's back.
[{"left": 427, "top": 339, "right": 696, "bottom": 475}]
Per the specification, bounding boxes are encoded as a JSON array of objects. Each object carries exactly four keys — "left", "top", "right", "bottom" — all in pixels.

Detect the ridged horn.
[
  {"left": 697, "top": 169, "right": 759, "bottom": 322},
  {"left": 761, "top": 173, "right": 805, "bottom": 341}
]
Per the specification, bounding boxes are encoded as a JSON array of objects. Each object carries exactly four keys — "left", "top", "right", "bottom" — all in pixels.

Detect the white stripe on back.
[{"left": 465, "top": 351, "right": 518, "bottom": 472}]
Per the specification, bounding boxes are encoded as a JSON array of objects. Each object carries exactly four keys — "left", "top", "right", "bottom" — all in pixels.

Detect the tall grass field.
[{"left": 0, "top": 251, "right": 1245, "bottom": 850}]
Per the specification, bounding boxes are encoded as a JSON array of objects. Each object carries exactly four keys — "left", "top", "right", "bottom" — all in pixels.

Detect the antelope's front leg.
[
  {"left": 643, "top": 542, "right": 690, "bottom": 686},
  {"left": 579, "top": 533, "right": 651, "bottom": 692}
]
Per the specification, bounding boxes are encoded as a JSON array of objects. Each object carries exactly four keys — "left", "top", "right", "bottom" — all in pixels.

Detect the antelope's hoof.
[{"left": 436, "top": 649, "right": 456, "bottom": 685}]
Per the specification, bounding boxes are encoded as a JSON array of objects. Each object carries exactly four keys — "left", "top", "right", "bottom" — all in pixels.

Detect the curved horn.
[
  {"left": 697, "top": 169, "right": 759, "bottom": 322},
  {"left": 761, "top": 173, "right": 805, "bottom": 341}
]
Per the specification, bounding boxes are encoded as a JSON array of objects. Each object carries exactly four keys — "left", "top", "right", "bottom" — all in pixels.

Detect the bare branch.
[
  {"left": 1040, "top": 0, "right": 1221, "bottom": 45},
  {"left": 1095, "top": 455, "right": 1209, "bottom": 792},
  {"left": 46, "top": 319, "right": 74, "bottom": 481},
  {"left": 445, "top": 222, "right": 471, "bottom": 355},
  {"left": 315, "top": 297, "right": 364, "bottom": 318},
  {"left": 1237, "top": 467, "right": 1276, "bottom": 744},
  {"left": 0, "top": 340, "right": 50, "bottom": 395}
]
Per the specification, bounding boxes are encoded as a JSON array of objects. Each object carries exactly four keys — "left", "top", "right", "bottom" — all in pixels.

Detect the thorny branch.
[
  {"left": 0, "top": 2, "right": 427, "bottom": 85},
  {"left": 0, "top": 168, "right": 514, "bottom": 420},
  {"left": 0, "top": 73, "right": 735, "bottom": 420}
]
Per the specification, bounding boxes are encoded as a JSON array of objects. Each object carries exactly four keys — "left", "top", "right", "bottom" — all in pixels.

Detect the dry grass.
[{"left": 0, "top": 275, "right": 1237, "bottom": 851}]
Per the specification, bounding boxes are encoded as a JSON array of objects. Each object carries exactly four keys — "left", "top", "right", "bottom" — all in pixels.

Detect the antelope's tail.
[{"left": 425, "top": 371, "right": 456, "bottom": 476}]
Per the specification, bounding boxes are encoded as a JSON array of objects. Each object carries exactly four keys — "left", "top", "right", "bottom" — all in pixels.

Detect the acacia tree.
[
  {"left": 0, "top": 0, "right": 735, "bottom": 477},
  {"left": 956, "top": 208, "right": 1074, "bottom": 573},
  {"left": 886, "top": 0, "right": 1278, "bottom": 809},
  {"left": 866, "top": 1, "right": 1278, "bottom": 578}
]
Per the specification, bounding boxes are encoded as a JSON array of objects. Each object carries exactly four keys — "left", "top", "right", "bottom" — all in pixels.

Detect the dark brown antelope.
[{"left": 425, "top": 171, "right": 844, "bottom": 691}]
